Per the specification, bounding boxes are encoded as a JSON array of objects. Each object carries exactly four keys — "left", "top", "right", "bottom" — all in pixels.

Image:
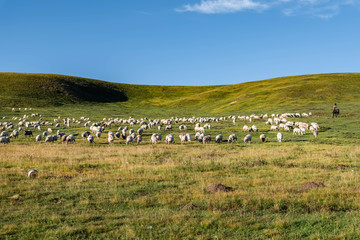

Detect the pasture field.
[{"left": 1, "top": 103, "right": 360, "bottom": 239}]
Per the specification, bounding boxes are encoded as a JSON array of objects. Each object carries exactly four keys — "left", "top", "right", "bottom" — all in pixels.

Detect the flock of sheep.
[{"left": 0, "top": 109, "right": 320, "bottom": 145}]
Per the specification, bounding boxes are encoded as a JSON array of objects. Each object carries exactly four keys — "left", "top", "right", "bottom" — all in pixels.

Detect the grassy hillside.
[
  {"left": 1, "top": 72, "right": 360, "bottom": 112},
  {"left": 0, "top": 73, "right": 130, "bottom": 107}
]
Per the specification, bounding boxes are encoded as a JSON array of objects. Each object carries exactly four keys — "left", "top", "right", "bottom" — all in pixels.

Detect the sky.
[{"left": 0, "top": 0, "right": 359, "bottom": 86}]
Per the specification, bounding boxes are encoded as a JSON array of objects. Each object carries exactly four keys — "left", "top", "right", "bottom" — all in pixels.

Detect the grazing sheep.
[
  {"left": 244, "top": 134, "right": 252, "bottom": 144},
  {"left": 179, "top": 125, "right": 187, "bottom": 131},
  {"left": 45, "top": 135, "right": 54, "bottom": 143},
  {"left": 228, "top": 134, "right": 237, "bottom": 143},
  {"left": 108, "top": 135, "right": 114, "bottom": 144},
  {"left": 10, "top": 130, "right": 19, "bottom": 139},
  {"left": 0, "top": 131, "right": 8, "bottom": 137},
  {"left": 165, "top": 134, "right": 174, "bottom": 144},
  {"left": 56, "top": 130, "right": 66, "bottom": 138},
  {"left": 66, "top": 135, "right": 75, "bottom": 144},
  {"left": 121, "top": 129, "right": 127, "bottom": 139},
  {"left": 24, "top": 130, "right": 33, "bottom": 137},
  {"left": 87, "top": 135, "right": 94, "bottom": 144},
  {"left": 114, "top": 132, "right": 120, "bottom": 139},
  {"left": 185, "top": 134, "right": 191, "bottom": 142},
  {"left": 126, "top": 135, "right": 133, "bottom": 145},
  {"left": 81, "top": 131, "right": 90, "bottom": 140},
  {"left": 137, "top": 128, "right": 144, "bottom": 135},
  {"left": 215, "top": 134, "right": 223, "bottom": 143},
  {"left": 277, "top": 132, "right": 283, "bottom": 142},
  {"left": 270, "top": 125, "right": 279, "bottom": 131},
  {"left": 151, "top": 133, "right": 159, "bottom": 144},
  {"left": 251, "top": 125, "right": 258, "bottom": 132},
  {"left": 158, "top": 125, "right": 162, "bottom": 131},
  {"left": 35, "top": 135, "right": 42, "bottom": 142},
  {"left": 300, "top": 127, "right": 306, "bottom": 135},
  {"left": 0, "top": 137, "right": 10, "bottom": 144},
  {"left": 28, "top": 169, "right": 38, "bottom": 178},
  {"left": 260, "top": 134, "right": 266, "bottom": 143},
  {"left": 179, "top": 133, "right": 188, "bottom": 143},
  {"left": 62, "top": 135, "right": 68, "bottom": 143},
  {"left": 95, "top": 131, "right": 101, "bottom": 139},
  {"left": 165, "top": 125, "right": 172, "bottom": 131},
  {"left": 202, "top": 135, "right": 210, "bottom": 144},
  {"left": 136, "top": 135, "right": 142, "bottom": 144},
  {"left": 313, "top": 130, "right": 318, "bottom": 138},
  {"left": 293, "top": 127, "right": 301, "bottom": 135},
  {"left": 42, "top": 131, "right": 48, "bottom": 137},
  {"left": 243, "top": 125, "right": 250, "bottom": 132}
]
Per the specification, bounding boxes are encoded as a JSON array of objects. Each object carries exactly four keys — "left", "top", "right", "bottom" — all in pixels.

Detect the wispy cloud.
[
  {"left": 175, "top": 0, "right": 269, "bottom": 14},
  {"left": 177, "top": 0, "right": 358, "bottom": 18}
]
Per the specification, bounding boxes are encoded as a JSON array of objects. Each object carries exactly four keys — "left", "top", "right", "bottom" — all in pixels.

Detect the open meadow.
[
  {"left": 1, "top": 101, "right": 360, "bottom": 239},
  {"left": 1, "top": 73, "right": 360, "bottom": 239}
]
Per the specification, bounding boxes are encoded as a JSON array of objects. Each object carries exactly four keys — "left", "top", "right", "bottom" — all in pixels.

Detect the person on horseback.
[
  {"left": 332, "top": 103, "right": 339, "bottom": 118},
  {"left": 333, "top": 103, "right": 338, "bottom": 111}
]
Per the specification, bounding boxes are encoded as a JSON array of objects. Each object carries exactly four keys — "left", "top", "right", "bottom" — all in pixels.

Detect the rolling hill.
[{"left": 1, "top": 72, "right": 360, "bottom": 112}]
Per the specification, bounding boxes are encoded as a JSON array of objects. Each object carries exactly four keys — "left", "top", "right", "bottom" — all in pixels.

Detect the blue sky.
[{"left": 0, "top": 0, "right": 359, "bottom": 86}]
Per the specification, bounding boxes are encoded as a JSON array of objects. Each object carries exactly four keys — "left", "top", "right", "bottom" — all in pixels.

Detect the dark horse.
[{"left": 332, "top": 108, "right": 340, "bottom": 118}]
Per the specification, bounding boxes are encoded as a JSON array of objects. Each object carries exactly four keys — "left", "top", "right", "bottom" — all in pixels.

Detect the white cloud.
[
  {"left": 176, "top": 0, "right": 269, "bottom": 14},
  {"left": 177, "top": 0, "right": 358, "bottom": 18}
]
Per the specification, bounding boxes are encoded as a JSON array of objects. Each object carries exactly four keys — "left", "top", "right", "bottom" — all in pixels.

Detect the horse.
[{"left": 332, "top": 108, "right": 340, "bottom": 118}]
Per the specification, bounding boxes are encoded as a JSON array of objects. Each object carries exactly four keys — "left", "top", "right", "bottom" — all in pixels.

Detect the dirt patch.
[
  {"left": 301, "top": 182, "right": 325, "bottom": 190},
  {"left": 50, "top": 198, "right": 65, "bottom": 204},
  {"left": 205, "top": 184, "right": 233, "bottom": 194},
  {"left": 61, "top": 175, "right": 73, "bottom": 180},
  {"left": 337, "top": 164, "right": 350, "bottom": 170},
  {"left": 181, "top": 203, "right": 199, "bottom": 210},
  {"left": 355, "top": 186, "right": 360, "bottom": 192}
]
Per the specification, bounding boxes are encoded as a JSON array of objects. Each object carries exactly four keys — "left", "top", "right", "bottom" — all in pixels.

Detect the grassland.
[
  {"left": 1, "top": 73, "right": 360, "bottom": 239},
  {"left": 1, "top": 100, "right": 360, "bottom": 239},
  {"left": 1, "top": 72, "right": 360, "bottom": 112}
]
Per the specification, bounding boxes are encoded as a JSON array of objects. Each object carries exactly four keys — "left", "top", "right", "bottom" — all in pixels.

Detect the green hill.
[{"left": 1, "top": 72, "right": 360, "bottom": 112}]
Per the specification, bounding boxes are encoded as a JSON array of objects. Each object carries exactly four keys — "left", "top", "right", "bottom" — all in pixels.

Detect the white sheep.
[
  {"left": 81, "top": 131, "right": 90, "bottom": 139},
  {"left": 0, "top": 131, "right": 8, "bottom": 137},
  {"left": 215, "top": 134, "right": 223, "bottom": 143},
  {"left": 45, "top": 135, "right": 54, "bottom": 143},
  {"left": 125, "top": 135, "right": 133, "bottom": 145},
  {"left": 244, "top": 134, "right": 251, "bottom": 144},
  {"left": 10, "top": 130, "right": 19, "bottom": 139},
  {"left": 87, "top": 135, "right": 94, "bottom": 144},
  {"left": 260, "top": 134, "right": 266, "bottom": 143},
  {"left": 108, "top": 135, "right": 114, "bottom": 144},
  {"left": 66, "top": 135, "right": 75, "bottom": 144},
  {"left": 313, "top": 130, "right": 318, "bottom": 138},
  {"left": 270, "top": 125, "right": 279, "bottom": 131},
  {"left": 0, "top": 137, "right": 10, "bottom": 144},
  {"left": 96, "top": 131, "right": 102, "bottom": 139},
  {"left": 179, "top": 125, "right": 187, "bottom": 131},
  {"left": 202, "top": 135, "right": 210, "bottom": 144},
  {"left": 228, "top": 134, "right": 237, "bottom": 143},
  {"left": 137, "top": 128, "right": 144, "bottom": 135},
  {"left": 151, "top": 133, "right": 159, "bottom": 144},
  {"left": 136, "top": 135, "right": 142, "bottom": 144},
  {"left": 28, "top": 169, "right": 38, "bottom": 178},
  {"left": 36, "top": 135, "right": 42, "bottom": 142},
  {"left": 277, "top": 132, "right": 283, "bottom": 142},
  {"left": 165, "top": 134, "right": 174, "bottom": 144},
  {"left": 243, "top": 125, "right": 250, "bottom": 132}
]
